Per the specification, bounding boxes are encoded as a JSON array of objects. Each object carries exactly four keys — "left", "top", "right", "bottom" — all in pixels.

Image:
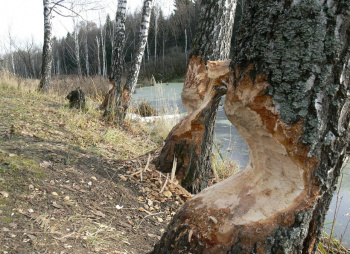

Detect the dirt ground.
[
  {"left": 0, "top": 132, "right": 192, "bottom": 254},
  {"left": 0, "top": 85, "right": 191, "bottom": 254}
]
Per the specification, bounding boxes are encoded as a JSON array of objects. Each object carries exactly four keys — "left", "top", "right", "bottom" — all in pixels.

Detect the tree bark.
[
  {"left": 115, "top": 0, "right": 155, "bottom": 124},
  {"left": 102, "top": 0, "right": 127, "bottom": 115},
  {"left": 152, "top": 0, "right": 350, "bottom": 253},
  {"left": 154, "top": 9, "right": 158, "bottom": 66},
  {"left": 154, "top": 0, "right": 237, "bottom": 194},
  {"left": 101, "top": 27, "right": 107, "bottom": 77},
  {"left": 96, "top": 36, "right": 101, "bottom": 76},
  {"left": 73, "top": 19, "right": 82, "bottom": 77},
  {"left": 38, "top": 0, "right": 53, "bottom": 92},
  {"left": 85, "top": 23, "right": 89, "bottom": 77}
]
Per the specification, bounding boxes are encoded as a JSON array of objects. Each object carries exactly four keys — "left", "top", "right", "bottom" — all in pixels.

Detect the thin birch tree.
[
  {"left": 116, "top": 0, "right": 155, "bottom": 124},
  {"left": 38, "top": 0, "right": 53, "bottom": 92},
  {"left": 101, "top": 0, "right": 127, "bottom": 112}
]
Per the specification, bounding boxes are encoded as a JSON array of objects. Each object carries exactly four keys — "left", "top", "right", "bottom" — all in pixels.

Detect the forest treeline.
[{"left": 0, "top": 0, "right": 243, "bottom": 83}]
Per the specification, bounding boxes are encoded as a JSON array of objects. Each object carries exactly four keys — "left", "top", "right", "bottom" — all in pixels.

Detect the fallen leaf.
[
  {"left": 157, "top": 217, "right": 163, "bottom": 223},
  {"left": 163, "top": 190, "right": 172, "bottom": 198},
  {"left": 52, "top": 202, "right": 63, "bottom": 209},
  {"left": 92, "top": 210, "right": 106, "bottom": 218},
  {"left": 91, "top": 176, "right": 97, "bottom": 181},
  {"left": 0, "top": 191, "right": 9, "bottom": 198},
  {"left": 155, "top": 197, "right": 166, "bottom": 203},
  {"left": 27, "top": 234, "right": 36, "bottom": 240},
  {"left": 51, "top": 192, "right": 58, "bottom": 196},
  {"left": 40, "top": 161, "right": 52, "bottom": 168},
  {"left": 119, "top": 175, "right": 127, "bottom": 181},
  {"left": 148, "top": 233, "right": 161, "bottom": 240}
]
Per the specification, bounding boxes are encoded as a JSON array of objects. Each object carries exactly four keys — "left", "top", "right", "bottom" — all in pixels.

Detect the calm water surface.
[{"left": 133, "top": 83, "right": 349, "bottom": 247}]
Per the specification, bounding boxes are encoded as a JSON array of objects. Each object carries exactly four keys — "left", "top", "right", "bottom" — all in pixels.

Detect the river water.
[{"left": 133, "top": 83, "right": 349, "bottom": 247}]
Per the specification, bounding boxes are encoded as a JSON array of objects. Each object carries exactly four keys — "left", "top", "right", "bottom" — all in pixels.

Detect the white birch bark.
[
  {"left": 96, "top": 36, "right": 101, "bottom": 76},
  {"left": 154, "top": 9, "right": 158, "bottom": 65},
  {"left": 101, "top": 0, "right": 127, "bottom": 113},
  {"left": 184, "top": 28, "right": 187, "bottom": 65},
  {"left": 38, "top": 0, "right": 53, "bottom": 91},
  {"left": 85, "top": 23, "right": 89, "bottom": 77},
  {"left": 11, "top": 51, "right": 15, "bottom": 74},
  {"left": 118, "top": 0, "right": 155, "bottom": 122},
  {"left": 73, "top": 19, "right": 82, "bottom": 77},
  {"left": 101, "top": 27, "right": 107, "bottom": 77},
  {"left": 109, "top": 0, "right": 127, "bottom": 101}
]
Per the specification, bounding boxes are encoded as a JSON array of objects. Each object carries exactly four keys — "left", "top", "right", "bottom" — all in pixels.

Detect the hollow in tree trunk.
[{"left": 152, "top": 0, "right": 350, "bottom": 253}]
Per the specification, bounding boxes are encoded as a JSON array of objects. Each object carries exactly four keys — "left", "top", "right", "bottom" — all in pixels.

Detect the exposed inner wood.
[
  {"left": 155, "top": 56, "right": 230, "bottom": 192},
  {"left": 156, "top": 64, "right": 321, "bottom": 251}
]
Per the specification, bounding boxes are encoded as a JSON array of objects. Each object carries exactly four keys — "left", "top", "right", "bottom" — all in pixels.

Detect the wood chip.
[
  {"left": 163, "top": 190, "right": 172, "bottom": 198},
  {"left": 119, "top": 175, "right": 127, "bottom": 181}
]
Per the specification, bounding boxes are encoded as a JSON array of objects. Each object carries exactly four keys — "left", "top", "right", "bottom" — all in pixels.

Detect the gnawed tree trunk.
[
  {"left": 152, "top": 1, "right": 350, "bottom": 253},
  {"left": 38, "top": 0, "right": 53, "bottom": 92},
  {"left": 101, "top": 0, "right": 127, "bottom": 113},
  {"left": 154, "top": 0, "right": 237, "bottom": 194},
  {"left": 114, "top": 0, "right": 154, "bottom": 124}
]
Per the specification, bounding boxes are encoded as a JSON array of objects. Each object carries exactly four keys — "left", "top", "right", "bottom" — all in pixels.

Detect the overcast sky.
[{"left": 0, "top": 0, "right": 174, "bottom": 54}]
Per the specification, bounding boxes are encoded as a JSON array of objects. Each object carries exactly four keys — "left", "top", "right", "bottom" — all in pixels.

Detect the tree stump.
[{"left": 66, "top": 87, "right": 86, "bottom": 109}]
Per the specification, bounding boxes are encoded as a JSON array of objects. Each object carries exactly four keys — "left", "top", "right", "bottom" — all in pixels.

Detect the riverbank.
[{"left": 0, "top": 72, "right": 348, "bottom": 253}]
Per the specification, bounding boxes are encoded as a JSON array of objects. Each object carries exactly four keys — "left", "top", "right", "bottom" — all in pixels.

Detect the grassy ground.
[{"left": 0, "top": 71, "right": 191, "bottom": 253}]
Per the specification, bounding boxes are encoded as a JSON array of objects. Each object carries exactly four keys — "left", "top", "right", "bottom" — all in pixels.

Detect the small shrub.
[{"left": 137, "top": 100, "right": 157, "bottom": 117}]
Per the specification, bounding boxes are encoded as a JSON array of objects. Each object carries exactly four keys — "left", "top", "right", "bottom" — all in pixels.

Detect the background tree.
[
  {"left": 38, "top": 0, "right": 53, "bottom": 91},
  {"left": 152, "top": 0, "right": 350, "bottom": 252},
  {"left": 37, "top": 0, "right": 101, "bottom": 92},
  {"left": 113, "top": 0, "right": 155, "bottom": 124},
  {"left": 101, "top": 0, "right": 127, "bottom": 113},
  {"left": 154, "top": 0, "right": 237, "bottom": 194}
]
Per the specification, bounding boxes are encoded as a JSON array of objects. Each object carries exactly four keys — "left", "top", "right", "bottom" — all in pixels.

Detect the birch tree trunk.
[
  {"left": 101, "top": 27, "right": 107, "bottom": 77},
  {"left": 152, "top": 0, "right": 350, "bottom": 253},
  {"left": 38, "top": 0, "right": 53, "bottom": 92},
  {"left": 185, "top": 28, "right": 187, "bottom": 66},
  {"left": 146, "top": 41, "right": 150, "bottom": 62},
  {"left": 85, "top": 23, "right": 89, "bottom": 77},
  {"left": 96, "top": 36, "right": 101, "bottom": 76},
  {"left": 101, "top": 0, "right": 127, "bottom": 113},
  {"left": 56, "top": 49, "right": 60, "bottom": 76},
  {"left": 114, "top": 0, "right": 155, "bottom": 124},
  {"left": 73, "top": 19, "right": 82, "bottom": 77},
  {"left": 154, "top": 9, "right": 158, "bottom": 65},
  {"left": 154, "top": 0, "right": 237, "bottom": 194}
]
